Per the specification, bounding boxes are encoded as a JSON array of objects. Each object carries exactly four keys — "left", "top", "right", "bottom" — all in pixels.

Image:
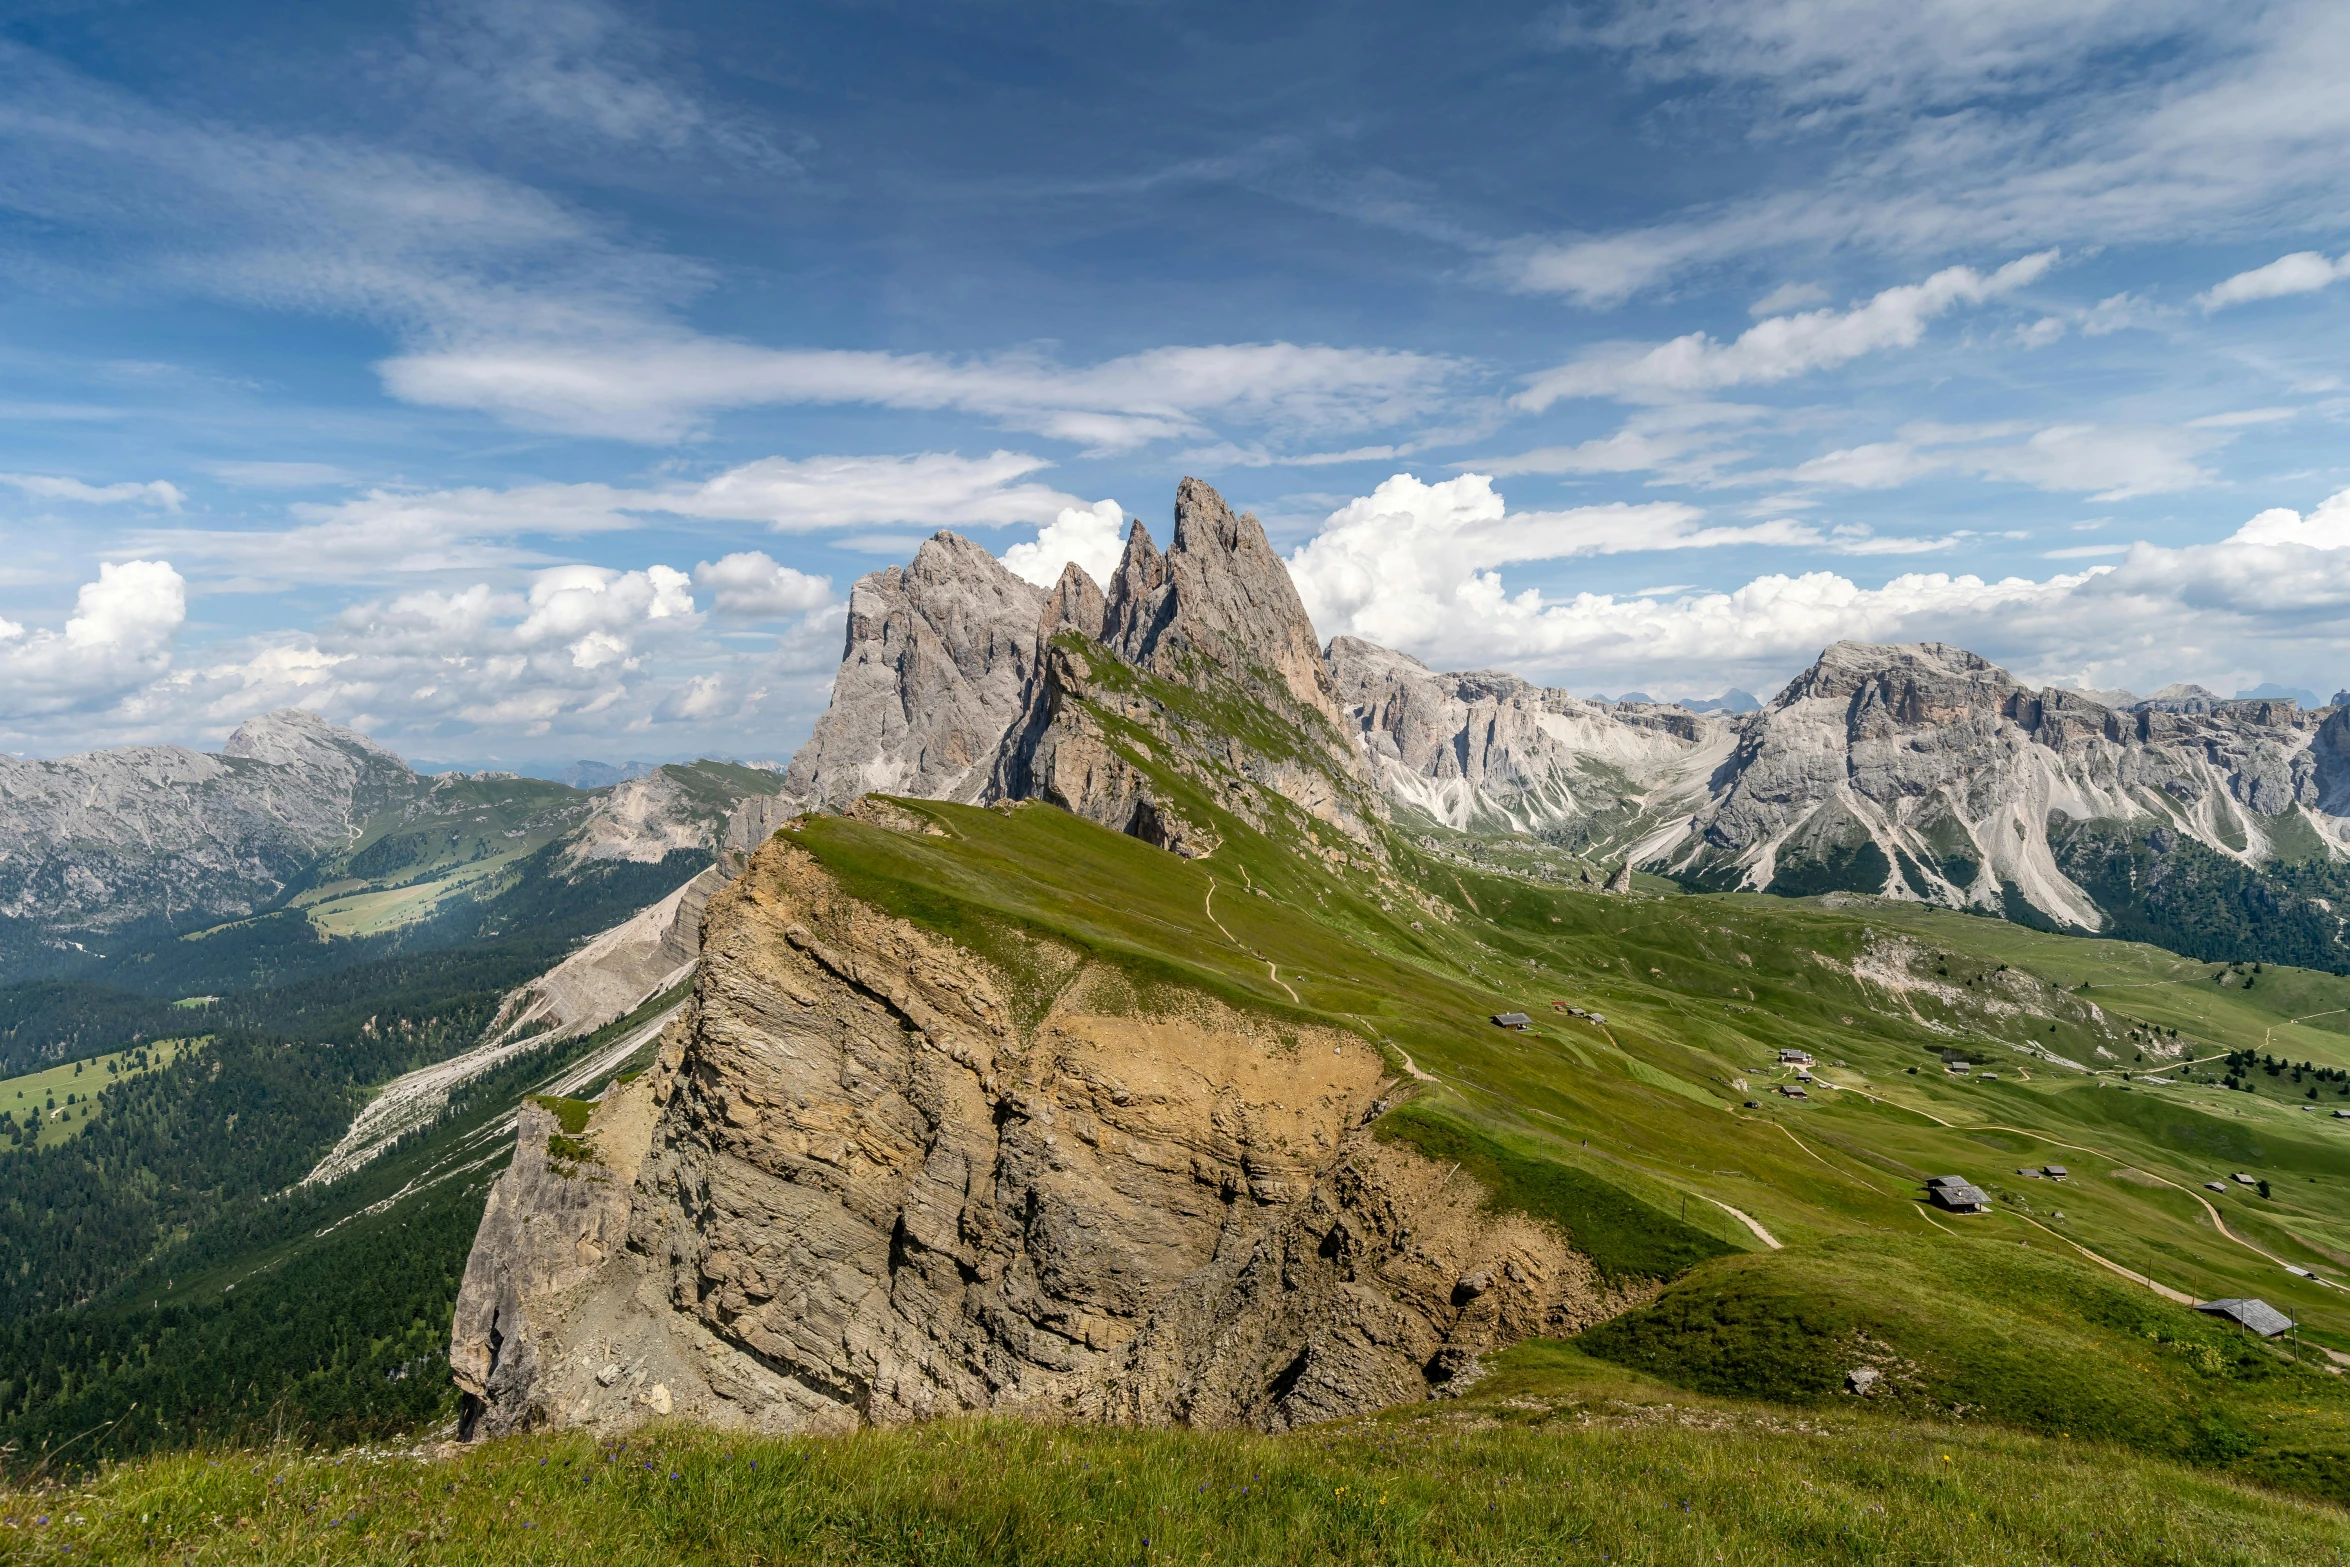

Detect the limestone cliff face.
[
  {"left": 0, "top": 709, "right": 416, "bottom": 940},
  {"left": 450, "top": 828, "right": 1624, "bottom": 1439},
  {"left": 1102, "top": 478, "right": 1348, "bottom": 735},
  {"left": 1038, "top": 561, "right": 1108, "bottom": 642},
  {"left": 1329, "top": 636, "right": 1732, "bottom": 841},
  {"left": 1667, "top": 641, "right": 2345, "bottom": 927},
  {"left": 782, "top": 533, "right": 1047, "bottom": 810}
]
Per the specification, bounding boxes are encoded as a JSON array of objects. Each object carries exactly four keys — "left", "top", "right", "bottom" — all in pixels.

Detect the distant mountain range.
[
  {"left": 10, "top": 490, "right": 2348, "bottom": 984},
  {"left": 0, "top": 713, "right": 792, "bottom": 988}
]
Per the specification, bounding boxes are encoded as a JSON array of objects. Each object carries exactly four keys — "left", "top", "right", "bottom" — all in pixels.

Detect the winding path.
[
  {"left": 1203, "top": 874, "right": 1299, "bottom": 1004},
  {"left": 1710, "top": 1199, "right": 1781, "bottom": 1249}
]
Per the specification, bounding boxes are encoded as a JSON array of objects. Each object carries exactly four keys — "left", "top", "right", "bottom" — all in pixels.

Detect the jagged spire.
[{"left": 1039, "top": 559, "right": 1108, "bottom": 642}]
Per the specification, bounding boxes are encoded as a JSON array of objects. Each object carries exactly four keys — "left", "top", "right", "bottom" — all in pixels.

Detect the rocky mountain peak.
[
  {"left": 1104, "top": 478, "right": 1347, "bottom": 733},
  {"left": 1101, "top": 518, "right": 1169, "bottom": 650},
  {"left": 781, "top": 530, "right": 1046, "bottom": 810},
  {"left": 1782, "top": 641, "right": 2012, "bottom": 708},
  {"left": 2140, "top": 683, "right": 2227, "bottom": 714},
  {"left": 1039, "top": 560, "right": 1108, "bottom": 641},
  {"left": 223, "top": 708, "right": 411, "bottom": 777}
]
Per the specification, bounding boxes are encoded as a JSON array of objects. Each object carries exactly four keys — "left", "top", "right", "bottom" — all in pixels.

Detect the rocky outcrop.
[
  {"left": 1102, "top": 479, "right": 1348, "bottom": 735},
  {"left": 1038, "top": 562, "right": 1108, "bottom": 642},
  {"left": 989, "top": 480, "right": 1385, "bottom": 851},
  {"left": 484, "top": 866, "right": 721, "bottom": 1046},
  {"left": 1330, "top": 636, "right": 1733, "bottom": 842},
  {"left": 781, "top": 533, "right": 1047, "bottom": 811},
  {"left": 0, "top": 709, "right": 417, "bottom": 943},
  {"left": 450, "top": 828, "right": 1624, "bottom": 1439},
  {"left": 451, "top": 1087, "right": 665, "bottom": 1436},
  {"left": 560, "top": 764, "right": 792, "bottom": 872}
]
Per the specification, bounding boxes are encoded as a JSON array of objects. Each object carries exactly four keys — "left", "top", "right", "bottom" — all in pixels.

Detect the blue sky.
[{"left": 4, "top": 0, "right": 2350, "bottom": 763}]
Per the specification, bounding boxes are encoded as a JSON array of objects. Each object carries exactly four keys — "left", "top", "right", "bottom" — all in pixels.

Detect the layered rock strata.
[{"left": 450, "top": 827, "right": 1622, "bottom": 1439}]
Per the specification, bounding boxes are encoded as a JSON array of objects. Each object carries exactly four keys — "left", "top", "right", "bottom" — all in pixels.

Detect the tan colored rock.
[{"left": 450, "top": 829, "right": 1634, "bottom": 1439}]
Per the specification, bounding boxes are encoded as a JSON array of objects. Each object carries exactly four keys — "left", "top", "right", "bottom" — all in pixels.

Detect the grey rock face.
[
  {"left": 451, "top": 1097, "right": 650, "bottom": 1439},
  {"left": 1329, "top": 636, "right": 1731, "bottom": 842},
  {"left": 1660, "top": 642, "right": 2342, "bottom": 928},
  {"left": 0, "top": 709, "right": 417, "bottom": 940},
  {"left": 1104, "top": 477, "right": 1348, "bottom": 733},
  {"left": 993, "top": 481, "right": 1383, "bottom": 849},
  {"left": 450, "top": 833, "right": 1631, "bottom": 1440},
  {"left": 559, "top": 764, "right": 792, "bottom": 871},
  {"left": 782, "top": 532, "right": 1046, "bottom": 811},
  {"left": 1038, "top": 561, "right": 1108, "bottom": 642}
]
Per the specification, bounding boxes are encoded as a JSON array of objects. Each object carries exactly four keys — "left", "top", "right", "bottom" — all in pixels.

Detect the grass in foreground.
[{"left": 6, "top": 1351, "right": 2347, "bottom": 1566}]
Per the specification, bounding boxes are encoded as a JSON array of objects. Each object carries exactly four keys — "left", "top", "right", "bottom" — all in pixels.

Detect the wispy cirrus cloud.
[
  {"left": 0, "top": 42, "right": 1460, "bottom": 452},
  {"left": 125, "top": 451, "right": 1106, "bottom": 586},
  {"left": 1500, "top": 3, "right": 2350, "bottom": 306},
  {"left": 1, "top": 472, "right": 184, "bottom": 508},
  {"left": 400, "top": 0, "right": 800, "bottom": 171},
  {"left": 1777, "top": 420, "right": 2229, "bottom": 501},
  {"left": 380, "top": 338, "right": 1468, "bottom": 448},
  {"left": 1515, "top": 254, "right": 2057, "bottom": 408}
]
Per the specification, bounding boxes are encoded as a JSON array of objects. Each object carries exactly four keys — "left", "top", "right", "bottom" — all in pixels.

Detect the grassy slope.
[
  {"left": 799, "top": 788, "right": 2350, "bottom": 1329},
  {"left": 1582, "top": 1233, "right": 2350, "bottom": 1501},
  {"left": 293, "top": 777, "right": 594, "bottom": 937},
  {"left": 0, "top": 1038, "right": 194, "bottom": 1151},
  {"left": 756, "top": 632, "right": 2350, "bottom": 1500},
  {"left": 12, "top": 1355, "right": 2348, "bottom": 1565}
]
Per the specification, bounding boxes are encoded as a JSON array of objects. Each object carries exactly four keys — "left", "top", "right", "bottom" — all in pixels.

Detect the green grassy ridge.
[
  {"left": 1580, "top": 1234, "right": 2350, "bottom": 1503},
  {"left": 14, "top": 1359, "right": 2350, "bottom": 1566},
  {"left": 22, "top": 632, "right": 2350, "bottom": 1504}
]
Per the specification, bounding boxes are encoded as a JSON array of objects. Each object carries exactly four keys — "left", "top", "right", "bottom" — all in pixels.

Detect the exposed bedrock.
[{"left": 450, "top": 831, "right": 1627, "bottom": 1439}]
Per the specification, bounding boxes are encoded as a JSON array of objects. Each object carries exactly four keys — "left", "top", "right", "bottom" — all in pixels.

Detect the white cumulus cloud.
[
  {"left": 691, "top": 552, "right": 834, "bottom": 618},
  {"left": 0, "top": 559, "right": 187, "bottom": 717},
  {"left": 1287, "top": 472, "right": 1824, "bottom": 651},
  {"left": 2230, "top": 489, "right": 2350, "bottom": 549},
  {"left": 1001, "top": 500, "right": 1127, "bottom": 588},
  {"left": 1292, "top": 475, "right": 2350, "bottom": 703}
]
